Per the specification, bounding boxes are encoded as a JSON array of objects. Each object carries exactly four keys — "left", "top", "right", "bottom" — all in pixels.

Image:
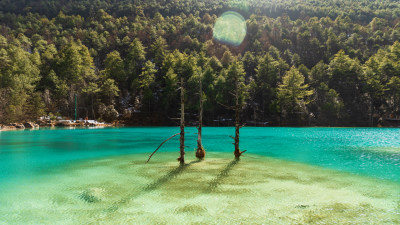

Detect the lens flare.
[{"left": 213, "top": 11, "right": 247, "bottom": 46}]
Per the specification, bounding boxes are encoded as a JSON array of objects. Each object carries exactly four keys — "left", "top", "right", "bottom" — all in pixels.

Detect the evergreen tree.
[
  {"left": 100, "top": 78, "right": 120, "bottom": 105},
  {"left": 226, "top": 60, "right": 248, "bottom": 159},
  {"left": 139, "top": 60, "right": 157, "bottom": 111},
  {"left": 278, "top": 66, "right": 313, "bottom": 120},
  {"left": 126, "top": 38, "right": 146, "bottom": 88},
  {"left": 103, "top": 50, "right": 126, "bottom": 86},
  {"left": 255, "top": 53, "right": 279, "bottom": 118},
  {"left": 0, "top": 43, "right": 42, "bottom": 122}
]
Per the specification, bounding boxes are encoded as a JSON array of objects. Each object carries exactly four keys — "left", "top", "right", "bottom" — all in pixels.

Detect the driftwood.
[{"left": 146, "top": 133, "right": 180, "bottom": 163}]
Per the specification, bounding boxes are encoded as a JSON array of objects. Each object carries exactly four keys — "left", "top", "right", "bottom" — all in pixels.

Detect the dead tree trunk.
[
  {"left": 196, "top": 74, "right": 206, "bottom": 160},
  {"left": 178, "top": 77, "right": 185, "bottom": 164},
  {"left": 148, "top": 78, "right": 186, "bottom": 165},
  {"left": 233, "top": 78, "right": 246, "bottom": 160}
]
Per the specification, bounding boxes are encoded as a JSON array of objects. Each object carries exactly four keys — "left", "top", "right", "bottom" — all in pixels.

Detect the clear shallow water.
[
  {"left": 0, "top": 152, "right": 399, "bottom": 224},
  {"left": 0, "top": 127, "right": 399, "bottom": 184},
  {"left": 0, "top": 127, "right": 399, "bottom": 224}
]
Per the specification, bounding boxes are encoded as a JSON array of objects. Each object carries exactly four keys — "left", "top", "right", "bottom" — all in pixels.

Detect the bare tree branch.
[
  {"left": 217, "top": 101, "right": 235, "bottom": 110},
  {"left": 146, "top": 133, "right": 180, "bottom": 163}
]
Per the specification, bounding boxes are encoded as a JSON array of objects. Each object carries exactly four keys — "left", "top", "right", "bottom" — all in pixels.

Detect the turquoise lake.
[
  {"left": 0, "top": 127, "right": 399, "bottom": 224},
  {"left": 0, "top": 127, "right": 399, "bottom": 184}
]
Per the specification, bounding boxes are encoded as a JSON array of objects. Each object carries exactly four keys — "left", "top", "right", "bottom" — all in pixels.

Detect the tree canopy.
[{"left": 0, "top": 0, "right": 399, "bottom": 126}]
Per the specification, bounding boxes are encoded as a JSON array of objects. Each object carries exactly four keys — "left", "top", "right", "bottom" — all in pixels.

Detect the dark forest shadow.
[
  {"left": 106, "top": 159, "right": 201, "bottom": 213},
  {"left": 206, "top": 159, "right": 240, "bottom": 193}
]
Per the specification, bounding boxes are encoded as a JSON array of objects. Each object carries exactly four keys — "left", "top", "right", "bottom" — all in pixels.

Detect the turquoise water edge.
[
  {"left": 0, "top": 127, "right": 399, "bottom": 224},
  {"left": 1, "top": 127, "right": 399, "bottom": 184}
]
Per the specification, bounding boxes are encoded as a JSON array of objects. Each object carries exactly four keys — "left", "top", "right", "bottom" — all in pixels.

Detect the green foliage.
[
  {"left": 82, "top": 82, "right": 100, "bottom": 119},
  {"left": 387, "top": 77, "right": 400, "bottom": 112},
  {"left": 315, "top": 83, "right": 344, "bottom": 125},
  {"left": 149, "top": 36, "right": 168, "bottom": 67},
  {"left": 83, "top": 82, "right": 100, "bottom": 96},
  {"left": 139, "top": 61, "right": 156, "bottom": 90},
  {"left": 25, "top": 92, "right": 46, "bottom": 120},
  {"left": 278, "top": 66, "right": 313, "bottom": 116},
  {"left": 100, "top": 79, "right": 119, "bottom": 105},
  {"left": 0, "top": 43, "right": 42, "bottom": 122},
  {"left": 126, "top": 38, "right": 146, "bottom": 84},
  {"left": 103, "top": 51, "right": 126, "bottom": 85},
  {"left": 1, "top": 0, "right": 400, "bottom": 125},
  {"left": 159, "top": 68, "right": 179, "bottom": 114},
  {"left": 221, "top": 50, "right": 234, "bottom": 68},
  {"left": 225, "top": 60, "right": 248, "bottom": 106},
  {"left": 327, "top": 50, "right": 365, "bottom": 121},
  {"left": 56, "top": 41, "right": 95, "bottom": 85},
  {"left": 254, "top": 53, "right": 280, "bottom": 116},
  {"left": 139, "top": 60, "right": 157, "bottom": 110}
]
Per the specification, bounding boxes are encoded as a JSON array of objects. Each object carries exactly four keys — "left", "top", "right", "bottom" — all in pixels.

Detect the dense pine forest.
[{"left": 1, "top": 0, "right": 400, "bottom": 126}]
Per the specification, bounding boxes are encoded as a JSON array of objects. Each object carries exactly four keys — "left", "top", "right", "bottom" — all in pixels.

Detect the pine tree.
[{"left": 278, "top": 66, "right": 313, "bottom": 119}]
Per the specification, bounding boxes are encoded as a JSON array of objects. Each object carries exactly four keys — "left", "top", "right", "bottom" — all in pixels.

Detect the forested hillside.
[{"left": 1, "top": 0, "right": 400, "bottom": 126}]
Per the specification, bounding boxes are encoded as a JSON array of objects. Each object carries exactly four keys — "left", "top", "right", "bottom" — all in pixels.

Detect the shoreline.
[
  {"left": 1, "top": 125, "right": 399, "bottom": 132},
  {"left": 0, "top": 124, "right": 399, "bottom": 132},
  {"left": 0, "top": 120, "right": 116, "bottom": 132}
]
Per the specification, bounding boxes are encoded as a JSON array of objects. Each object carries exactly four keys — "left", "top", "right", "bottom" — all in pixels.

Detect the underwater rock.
[{"left": 78, "top": 188, "right": 105, "bottom": 203}]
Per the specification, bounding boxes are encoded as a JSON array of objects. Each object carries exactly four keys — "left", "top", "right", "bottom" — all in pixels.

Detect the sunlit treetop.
[
  {"left": 228, "top": 0, "right": 249, "bottom": 12},
  {"left": 213, "top": 11, "right": 247, "bottom": 47}
]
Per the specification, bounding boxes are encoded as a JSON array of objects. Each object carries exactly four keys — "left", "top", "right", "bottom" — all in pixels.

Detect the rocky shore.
[
  {"left": 0, "top": 122, "right": 38, "bottom": 131},
  {"left": 0, "top": 120, "right": 115, "bottom": 131}
]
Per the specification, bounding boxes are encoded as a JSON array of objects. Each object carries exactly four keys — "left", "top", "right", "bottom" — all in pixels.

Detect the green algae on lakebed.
[{"left": 0, "top": 152, "right": 398, "bottom": 224}]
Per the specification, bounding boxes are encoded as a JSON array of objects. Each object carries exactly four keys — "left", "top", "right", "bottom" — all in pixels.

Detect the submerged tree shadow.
[
  {"left": 206, "top": 159, "right": 240, "bottom": 193},
  {"left": 106, "top": 159, "right": 201, "bottom": 213},
  {"left": 144, "top": 160, "right": 200, "bottom": 191}
]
